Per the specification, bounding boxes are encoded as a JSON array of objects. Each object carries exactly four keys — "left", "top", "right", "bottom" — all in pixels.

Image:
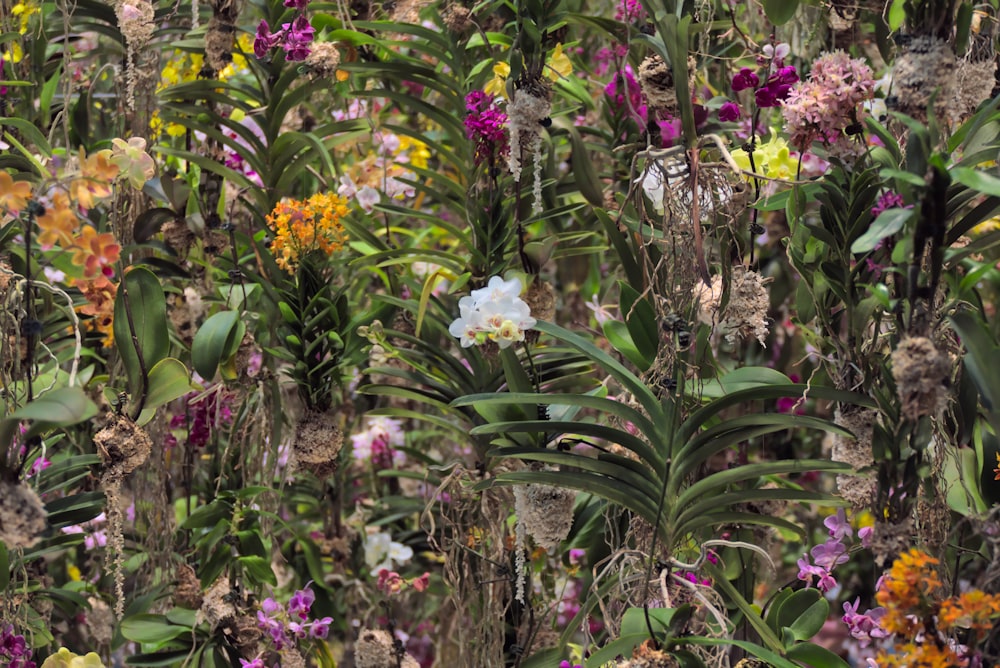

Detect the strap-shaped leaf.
[
  {"left": 674, "top": 459, "right": 852, "bottom": 516},
  {"left": 471, "top": 420, "right": 662, "bottom": 470},
  {"left": 673, "top": 489, "right": 835, "bottom": 536},
  {"left": 477, "top": 470, "right": 661, "bottom": 526},
  {"left": 534, "top": 320, "right": 663, "bottom": 422},
  {"left": 673, "top": 414, "right": 851, "bottom": 482},
  {"left": 454, "top": 392, "right": 659, "bottom": 442},
  {"left": 679, "top": 384, "right": 875, "bottom": 444},
  {"left": 486, "top": 446, "right": 661, "bottom": 505}
]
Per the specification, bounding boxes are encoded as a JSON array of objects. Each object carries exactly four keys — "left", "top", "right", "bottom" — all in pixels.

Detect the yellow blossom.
[
  {"left": 40, "top": 648, "right": 107, "bottom": 668},
  {"left": 732, "top": 133, "right": 800, "bottom": 181},
  {"left": 3, "top": 40, "right": 23, "bottom": 64},
  {"left": 0, "top": 171, "right": 33, "bottom": 212},
  {"left": 972, "top": 215, "right": 1000, "bottom": 236},
  {"left": 265, "top": 192, "right": 350, "bottom": 271},
  {"left": 546, "top": 43, "right": 573, "bottom": 81},
  {"left": 36, "top": 192, "right": 79, "bottom": 248},
  {"left": 70, "top": 149, "right": 119, "bottom": 210},
  {"left": 11, "top": 1, "right": 40, "bottom": 34},
  {"left": 484, "top": 61, "right": 510, "bottom": 98},
  {"left": 398, "top": 136, "right": 431, "bottom": 170}
]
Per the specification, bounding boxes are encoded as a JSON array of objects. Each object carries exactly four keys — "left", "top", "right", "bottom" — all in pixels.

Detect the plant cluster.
[{"left": 4, "top": 0, "right": 1000, "bottom": 666}]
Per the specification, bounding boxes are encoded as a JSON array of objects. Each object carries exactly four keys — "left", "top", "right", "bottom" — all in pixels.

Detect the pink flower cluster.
[
  {"left": 781, "top": 51, "right": 875, "bottom": 160},
  {"left": 719, "top": 44, "right": 798, "bottom": 122},
  {"left": 604, "top": 66, "right": 682, "bottom": 147},
  {"left": 376, "top": 568, "right": 430, "bottom": 595},
  {"left": 254, "top": 0, "right": 315, "bottom": 62},
  {"left": 842, "top": 598, "right": 888, "bottom": 648},
  {"left": 464, "top": 90, "right": 509, "bottom": 166},
  {"left": 166, "top": 388, "right": 234, "bottom": 449},
  {"left": 256, "top": 586, "right": 333, "bottom": 650},
  {"left": 614, "top": 0, "right": 646, "bottom": 23},
  {"left": 796, "top": 509, "right": 872, "bottom": 593},
  {"left": 1, "top": 625, "right": 35, "bottom": 668}
]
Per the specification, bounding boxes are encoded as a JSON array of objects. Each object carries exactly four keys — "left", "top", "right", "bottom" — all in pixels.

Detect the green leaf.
[
  {"left": 0, "top": 542, "right": 8, "bottom": 591},
  {"left": 949, "top": 309, "right": 1000, "bottom": 411},
  {"left": 603, "top": 319, "right": 651, "bottom": 370},
  {"left": 127, "top": 650, "right": 197, "bottom": 666},
  {"left": 851, "top": 208, "right": 914, "bottom": 253},
  {"left": 565, "top": 124, "right": 604, "bottom": 206},
  {"left": 682, "top": 637, "right": 799, "bottom": 668},
  {"left": 619, "top": 282, "right": 660, "bottom": 366},
  {"left": 888, "top": 0, "right": 905, "bottom": 30},
  {"left": 786, "top": 642, "right": 851, "bottom": 668},
  {"left": 10, "top": 387, "right": 98, "bottom": 429},
  {"left": 134, "top": 208, "right": 178, "bottom": 243},
  {"left": 238, "top": 555, "right": 277, "bottom": 586},
  {"left": 585, "top": 634, "right": 650, "bottom": 668},
  {"left": 778, "top": 589, "right": 829, "bottom": 642},
  {"left": 120, "top": 613, "right": 191, "bottom": 644},
  {"left": 136, "top": 358, "right": 196, "bottom": 426},
  {"left": 952, "top": 166, "right": 1000, "bottom": 198},
  {"left": 113, "top": 267, "right": 169, "bottom": 405},
  {"left": 694, "top": 367, "right": 791, "bottom": 399},
  {"left": 763, "top": 0, "right": 799, "bottom": 24},
  {"left": 191, "top": 311, "right": 243, "bottom": 381}
]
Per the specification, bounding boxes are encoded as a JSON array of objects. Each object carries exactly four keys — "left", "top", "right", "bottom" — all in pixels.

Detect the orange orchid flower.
[
  {"left": 35, "top": 192, "right": 79, "bottom": 249},
  {"left": 69, "top": 149, "right": 119, "bottom": 210},
  {"left": 0, "top": 171, "right": 33, "bottom": 213},
  {"left": 70, "top": 226, "right": 121, "bottom": 278},
  {"left": 74, "top": 274, "right": 117, "bottom": 346}
]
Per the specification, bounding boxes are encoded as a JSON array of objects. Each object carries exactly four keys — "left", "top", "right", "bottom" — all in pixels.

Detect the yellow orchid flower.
[
  {"left": 484, "top": 61, "right": 510, "bottom": 98},
  {"left": 41, "top": 648, "right": 107, "bottom": 668},
  {"left": 546, "top": 43, "right": 572, "bottom": 81},
  {"left": 731, "top": 133, "right": 799, "bottom": 181}
]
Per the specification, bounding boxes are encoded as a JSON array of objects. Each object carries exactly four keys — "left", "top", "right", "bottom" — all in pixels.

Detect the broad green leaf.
[
  {"left": 851, "top": 208, "right": 914, "bottom": 253},
  {"left": 113, "top": 267, "right": 169, "bottom": 406},
  {"left": 11, "top": 387, "right": 98, "bottom": 428},
  {"left": 619, "top": 282, "right": 660, "bottom": 367},
  {"left": 763, "top": 0, "right": 799, "bottom": 24},
  {"left": 694, "top": 367, "right": 791, "bottom": 399},
  {"left": 786, "top": 642, "right": 851, "bottom": 668},
  {"left": 136, "top": 358, "right": 196, "bottom": 426},
  {"left": 120, "top": 614, "right": 190, "bottom": 643},
  {"left": 778, "top": 589, "right": 829, "bottom": 641},
  {"left": 683, "top": 637, "right": 799, "bottom": 668},
  {"left": 949, "top": 310, "right": 1000, "bottom": 411},
  {"left": 0, "top": 542, "right": 8, "bottom": 591},
  {"left": 585, "top": 634, "right": 649, "bottom": 668},
  {"left": 238, "top": 555, "right": 277, "bottom": 586},
  {"left": 191, "top": 311, "right": 243, "bottom": 381},
  {"left": 126, "top": 650, "right": 196, "bottom": 667},
  {"left": 888, "top": 0, "right": 905, "bottom": 29},
  {"left": 565, "top": 124, "right": 604, "bottom": 206},
  {"left": 603, "top": 319, "right": 651, "bottom": 370},
  {"left": 952, "top": 166, "right": 1000, "bottom": 198},
  {"left": 943, "top": 446, "right": 988, "bottom": 515}
]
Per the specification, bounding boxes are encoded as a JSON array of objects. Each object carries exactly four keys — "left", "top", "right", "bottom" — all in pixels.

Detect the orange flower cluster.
[
  {"left": 75, "top": 275, "right": 117, "bottom": 346},
  {"left": 1, "top": 154, "right": 122, "bottom": 346},
  {"left": 265, "top": 192, "right": 349, "bottom": 272},
  {"left": 875, "top": 549, "right": 1000, "bottom": 668},
  {"left": 876, "top": 549, "right": 945, "bottom": 635},
  {"left": 0, "top": 172, "right": 33, "bottom": 214}
]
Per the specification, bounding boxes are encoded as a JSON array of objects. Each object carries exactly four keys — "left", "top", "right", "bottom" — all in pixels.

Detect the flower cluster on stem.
[
  {"left": 253, "top": 0, "right": 314, "bottom": 62},
  {"left": 0, "top": 624, "right": 35, "bottom": 668},
  {"left": 256, "top": 586, "right": 333, "bottom": 650},
  {"left": 448, "top": 276, "right": 537, "bottom": 349},
  {"left": 781, "top": 50, "right": 875, "bottom": 161}
]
